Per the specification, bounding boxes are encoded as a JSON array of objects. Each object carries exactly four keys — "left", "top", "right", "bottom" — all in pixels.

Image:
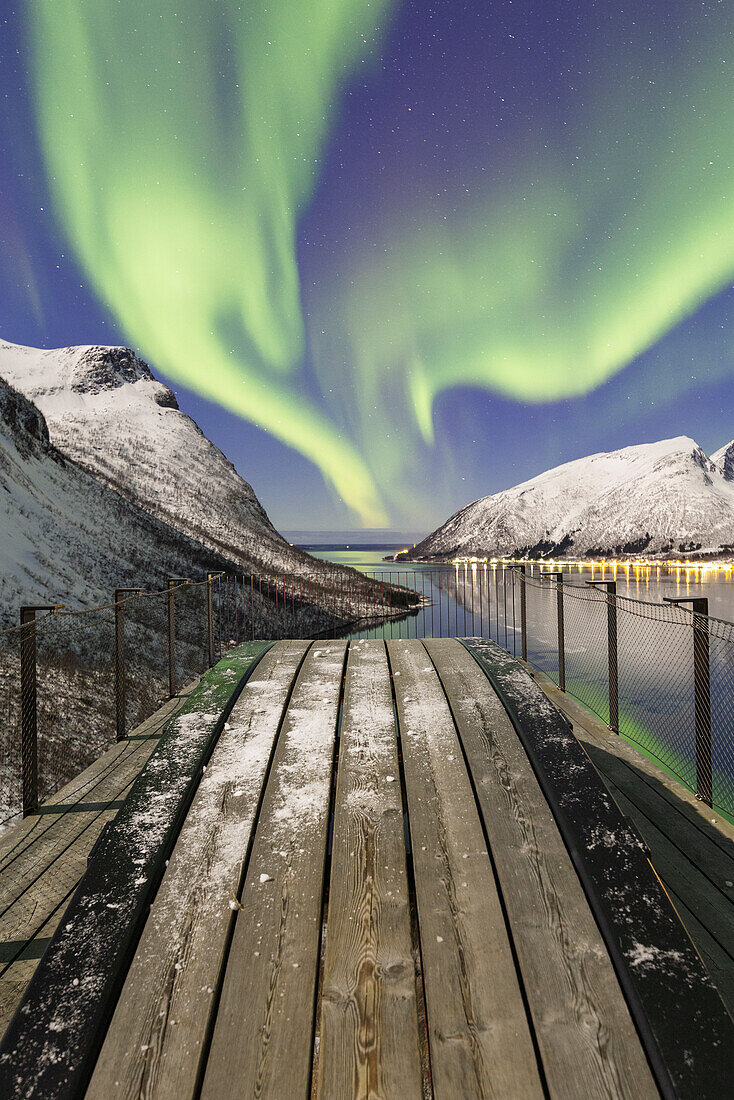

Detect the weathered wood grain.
[
  {"left": 534, "top": 670, "right": 734, "bottom": 1018},
  {"left": 662, "top": 885, "right": 734, "bottom": 1014},
  {"left": 0, "top": 895, "right": 69, "bottom": 1036},
  {"left": 316, "top": 639, "right": 422, "bottom": 1100},
  {"left": 86, "top": 641, "right": 309, "bottom": 1100},
  {"left": 535, "top": 670, "right": 734, "bottom": 871},
  {"left": 0, "top": 750, "right": 160, "bottom": 968},
  {"left": 0, "top": 646, "right": 272, "bottom": 1099},
  {"left": 0, "top": 685, "right": 184, "bottom": 917},
  {"left": 599, "top": 773, "right": 734, "bottom": 987},
  {"left": 200, "top": 641, "right": 346, "bottom": 1100},
  {"left": 0, "top": 751, "right": 159, "bottom": 1035},
  {"left": 426, "top": 638, "right": 658, "bottom": 1099},
  {"left": 0, "top": 689, "right": 182, "bottom": 869},
  {"left": 387, "top": 639, "right": 544, "bottom": 1100},
  {"left": 0, "top": 694, "right": 182, "bottom": 1039}
]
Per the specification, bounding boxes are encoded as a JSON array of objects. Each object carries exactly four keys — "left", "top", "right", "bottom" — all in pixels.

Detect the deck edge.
[
  {"left": 0, "top": 642, "right": 273, "bottom": 1100},
  {"left": 461, "top": 638, "right": 734, "bottom": 1100}
]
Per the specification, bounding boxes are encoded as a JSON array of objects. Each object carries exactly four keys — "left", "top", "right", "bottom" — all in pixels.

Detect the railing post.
[
  {"left": 207, "top": 574, "right": 216, "bottom": 668},
  {"left": 19, "top": 604, "right": 58, "bottom": 817},
  {"left": 167, "top": 578, "right": 189, "bottom": 698},
  {"left": 607, "top": 584, "right": 619, "bottom": 733},
  {"left": 541, "top": 571, "right": 565, "bottom": 690},
  {"left": 556, "top": 573, "right": 565, "bottom": 691},
  {"left": 114, "top": 589, "right": 143, "bottom": 741},
  {"left": 664, "top": 596, "right": 712, "bottom": 806},
  {"left": 693, "top": 601, "right": 713, "bottom": 806},
  {"left": 517, "top": 565, "right": 527, "bottom": 661},
  {"left": 587, "top": 580, "right": 618, "bottom": 732}
]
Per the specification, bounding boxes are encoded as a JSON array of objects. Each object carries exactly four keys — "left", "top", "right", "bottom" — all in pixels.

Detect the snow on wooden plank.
[
  {"left": 86, "top": 640, "right": 309, "bottom": 1100},
  {"left": 0, "top": 642, "right": 271, "bottom": 1099},
  {"left": 200, "top": 641, "right": 346, "bottom": 1100},
  {"left": 387, "top": 640, "right": 544, "bottom": 1100},
  {"left": 0, "top": 742, "right": 158, "bottom": 933},
  {"left": 426, "top": 638, "right": 657, "bottom": 1099},
  {"left": 317, "top": 640, "right": 422, "bottom": 1100},
  {"left": 0, "top": 686, "right": 178, "bottom": 901},
  {"left": 463, "top": 638, "right": 734, "bottom": 1100},
  {"left": 0, "top": 696, "right": 178, "bottom": 1036}
]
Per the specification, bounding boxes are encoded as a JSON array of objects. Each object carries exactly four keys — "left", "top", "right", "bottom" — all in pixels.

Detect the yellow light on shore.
[{"left": 450, "top": 555, "right": 734, "bottom": 576}]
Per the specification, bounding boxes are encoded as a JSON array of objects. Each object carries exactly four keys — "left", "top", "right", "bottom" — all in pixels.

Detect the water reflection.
[{"left": 307, "top": 548, "right": 734, "bottom": 819}]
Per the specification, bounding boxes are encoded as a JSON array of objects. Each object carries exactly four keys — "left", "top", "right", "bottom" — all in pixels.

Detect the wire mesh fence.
[
  {"left": 438, "top": 564, "right": 732, "bottom": 821},
  {"left": 2, "top": 563, "right": 733, "bottom": 830},
  {"left": 0, "top": 569, "right": 420, "bottom": 831},
  {"left": 335, "top": 563, "right": 734, "bottom": 820}
]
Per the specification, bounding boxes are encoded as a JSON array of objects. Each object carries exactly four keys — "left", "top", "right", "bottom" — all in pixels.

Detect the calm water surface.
[
  {"left": 304, "top": 545, "right": 734, "bottom": 817},
  {"left": 305, "top": 546, "right": 734, "bottom": 623}
]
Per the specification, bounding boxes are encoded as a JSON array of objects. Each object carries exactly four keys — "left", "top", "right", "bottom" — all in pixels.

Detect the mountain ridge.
[
  {"left": 0, "top": 371, "right": 242, "bottom": 625},
  {"left": 0, "top": 341, "right": 317, "bottom": 576}
]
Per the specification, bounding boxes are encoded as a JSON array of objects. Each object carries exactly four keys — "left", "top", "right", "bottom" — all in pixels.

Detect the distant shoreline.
[
  {"left": 296, "top": 542, "right": 411, "bottom": 552},
  {"left": 384, "top": 551, "right": 734, "bottom": 566}
]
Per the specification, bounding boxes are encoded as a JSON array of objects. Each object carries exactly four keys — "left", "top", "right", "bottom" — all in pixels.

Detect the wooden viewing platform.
[{"left": 0, "top": 639, "right": 732, "bottom": 1098}]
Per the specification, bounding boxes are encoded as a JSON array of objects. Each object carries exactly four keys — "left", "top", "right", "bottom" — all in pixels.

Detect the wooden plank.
[
  {"left": 567, "top": 720, "right": 734, "bottom": 914},
  {"left": 0, "top": 894, "right": 71, "bottom": 1036},
  {"left": 0, "top": 739, "right": 155, "bottom": 888},
  {"left": 200, "top": 640, "right": 346, "bottom": 1100},
  {"left": 0, "top": 693, "right": 173, "bottom": 1037},
  {"left": 426, "top": 638, "right": 658, "bottom": 1100},
  {"left": 387, "top": 639, "right": 544, "bottom": 1100},
  {"left": 465, "top": 638, "right": 734, "bottom": 1100},
  {"left": 317, "top": 639, "right": 422, "bottom": 1100},
  {"left": 0, "top": 742, "right": 158, "bottom": 948},
  {"left": 0, "top": 644, "right": 272, "bottom": 1100},
  {"left": 661, "top": 885, "right": 734, "bottom": 1016},
  {"left": 533, "top": 667, "right": 734, "bottom": 1015},
  {"left": 87, "top": 641, "right": 309, "bottom": 1100},
  {"left": 597, "top": 772, "right": 734, "bottom": 984},
  {"left": 0, "top": 748, "right": 158, "bottom": 1035},
  {"left": 533, "top": 669, "right": 734, "bottom": 871},
  {"left": 0, "top": 688, "right": 182, "bottom": 867},
  {"left": 0, "top": 686, "right": 183, "bottom": 921}
]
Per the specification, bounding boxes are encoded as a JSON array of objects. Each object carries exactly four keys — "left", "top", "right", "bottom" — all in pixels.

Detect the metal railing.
[
  {"left": 345, "top": 564, "right": 733, "bottom": 820},
  {"left": 0, "top": 569, "right": 416, "bottom": 830},
  {"left": 2, "top": 563, "right": 733, "bottom": 829}
]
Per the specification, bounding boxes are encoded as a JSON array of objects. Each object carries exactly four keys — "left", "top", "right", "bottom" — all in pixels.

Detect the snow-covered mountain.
[
  {"left": 0, "top": 341, "right": 321, "bottom": 576},
  {"left": 0, "top": 342, "right": 403, "bottom": 631},
  {"left": 407, "top": 437, "right": 734, "bottom": 561},
  {"left": 0, "top": 374, "right": 239, "bottom": 625}
]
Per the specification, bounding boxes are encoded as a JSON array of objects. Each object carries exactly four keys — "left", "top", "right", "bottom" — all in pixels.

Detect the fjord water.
[
  {"left": 305, "top": 546, "right": 734, "bottom": 623},
  {"left": 304, "top": 547, "right": 734, "bottom": 815}
]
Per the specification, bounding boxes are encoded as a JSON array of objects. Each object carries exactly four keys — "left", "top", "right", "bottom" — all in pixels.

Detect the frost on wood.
[{"left": 0, "top": 652, "right": 258, "bottom": 1090}]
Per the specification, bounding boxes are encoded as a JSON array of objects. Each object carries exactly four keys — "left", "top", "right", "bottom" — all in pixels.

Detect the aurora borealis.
[{"left": 3, "top": 1, "right": 734, "bottom": 530}]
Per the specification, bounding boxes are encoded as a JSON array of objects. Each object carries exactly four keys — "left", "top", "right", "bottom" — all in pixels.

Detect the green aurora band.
[
  {"left": 308, "top": 14, "right": 734, "bottom": 504},
  {"left": 27, "top": 1, "right": 734, "bottom": 523},
  {"left": 28, "top": 0, "right": 395, "bottom": 524}
]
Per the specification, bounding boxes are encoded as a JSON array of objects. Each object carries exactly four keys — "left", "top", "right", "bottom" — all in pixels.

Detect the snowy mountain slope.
[
  {"left": 0, "top": 341, "right": 321, "bottom": 576},
  {"left": 711, "top": 439, "right": 734, "bottom": 482},
  {"left": 0, "top": 375, "right": 240, "bottom": 627},
  {"left": 408, "top": 437, "right": 734, "bottom": 560}
]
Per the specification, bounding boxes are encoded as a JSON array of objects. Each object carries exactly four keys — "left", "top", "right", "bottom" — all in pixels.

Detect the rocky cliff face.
[
  {"left": 711, "top": 439, "right": 734, "bottom": 483},
  {"left": 0, "top": 375, "right": 50, "bottom": 456},
  {"left": 408, "top": 436, "right": 734, "bottom": 561}
]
